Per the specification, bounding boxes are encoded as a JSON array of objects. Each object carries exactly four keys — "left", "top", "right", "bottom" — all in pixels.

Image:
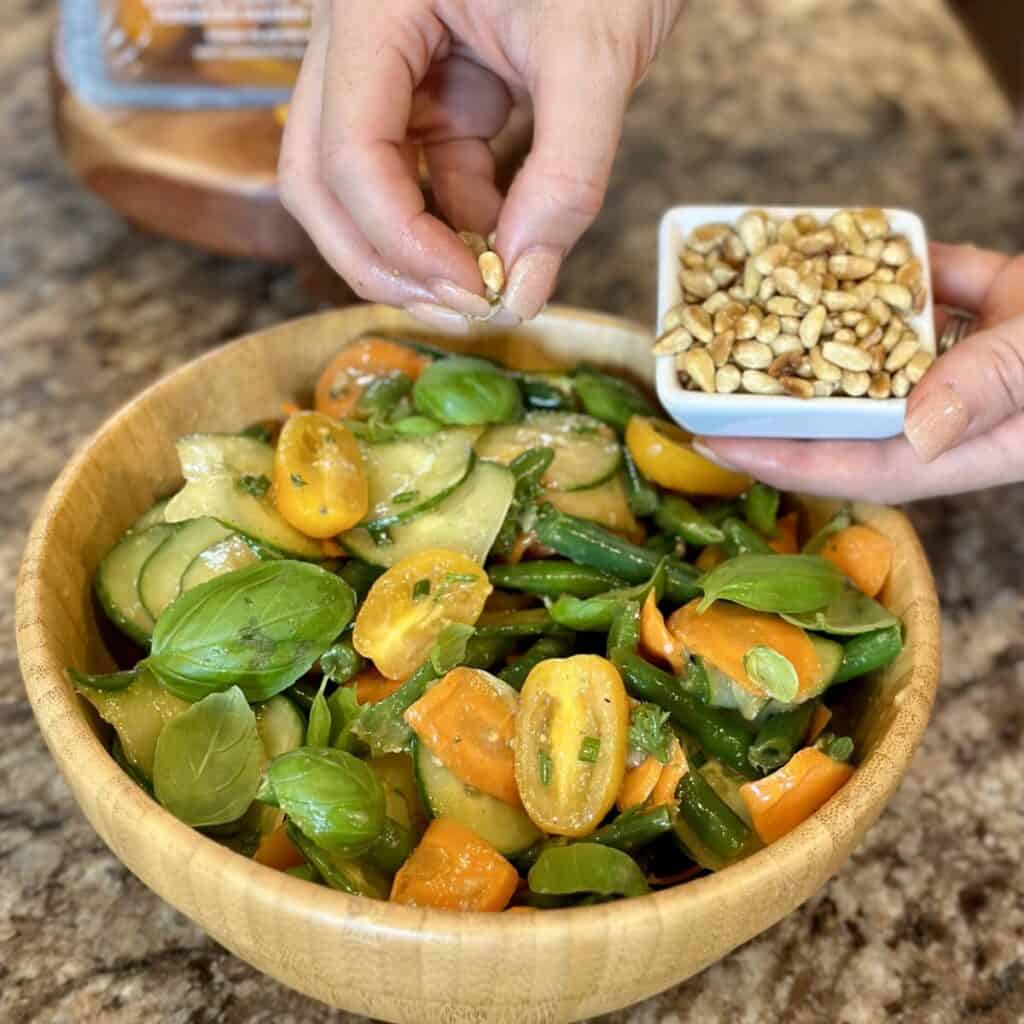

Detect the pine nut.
[
  {"left": 735, "top": 309, "right": 762, "bottom": 340},
  {"left": 855, "top": 316, "right": 879, "bottom": 339},
  {"left": 800, "top": 305, "right": 827, "bottom": 348},
  {"left": 479, "top": 251, "right": 505, "bottom": 294},
  {"left": 795, "top": 229, "right": 837, "bottom": 256},
  {"left": 773, "top": 266, "right": 801, "bottom": 297},
  {"left": 823, "top": 273, "right": 839, "bottom": 290},
  {"left": 459, "top": 231, "right": 488, "bottom": 257},
  {"left": 813, "top": 380, "right": 839, "bottom": 397},
  {"left": 690, "top": 223, "right": 732, "bottom": 254},
  {"left": 771, "top": 334, "right": 804, "bottom": 357},
  {"left": 865, "top": 238, "right": 886, "bottom": 262},
  {"left": 662, "top": 303, "right": 687, "bottom": 331},
  {"left": 810, "top": 345, "right": 842, "bottom": 382},
  {"left": 737, "top": 211, "right": 769, "bottom": 256},
  {"left": 840, "top": 310, "right": 864, "bottom": 327},
  {"left": 833, "top": 328, "right": 857, "bottom": 345},
  {"left": 758, "top": 277, "right": 777, "bottom": 303},
  {"left": 681, "top": 249, "right": 706, "bottom": 270},
  {"left": 913, "top": 287, "right": 928, "bottom": 314},
  {"left": 780, "top": 316, "right": 802, "bottom": 334},
  {"left": 896, "top": 258, "right": 923, "bottom": 292},
  {"left": 722, "top": 231, "right": 747, "bottom": 265},
  {"left": 742, "top": 370, "right": 784, "bottom": 395},
  {"left": 733, "top": 339, "right": 774, "bottom": 369},
  {"left": 853, "top": 282, "right": 877, "bottom": 309},
  {"left": 713, "top": 309, "right": 737, "bottom": 334},
  {"left": 905, "top": 350, "right": 935, "bottom": 383},
  {"left": 711, "top": 265, "right": 738, "bottom": 288},
  {"left": 868, "top": 372, "right": 892, "bottom": 400},
  {"left": 680, "top": 269, "right": 717, "bottom": 299},
  {"left": 757, "top": 314, "right": 782, "bottom": 344},
  {"left": 769, "top": 350, "right": 804, "bottom": 377},
  {"left": 823, "top": 290, "right": 860, "bottom": 312},
  {"left": 871, "top": 267, "right": 896, "bottom": 283},
  {"left": 653, "top": 327, "right": 694, "bottom": 355},
  {"left": 715, "top": 364, "right": 742, "bottom": 393},
  {"left": 881, "top": 237, "right": 911, "bottom": 265},
  {"left": 868, "top": 298, "right": 892, "bottom": 325},
  {"left": 881, "top": 320, "right": 904, "bottom": 352},
  {"left": 778, "top": 220, "right": 800, "bottom": 246},
  {"left": 830, "top": 212, "right": 867, "bottom": 255},
  {"left": 728, "top": 284, "right": 748, "bottom": 302},
  {"left": 702, "top": 291, "right": 731, "bottom": 315},
  {"left": 709, "top": 330, "right": 736, "bottom": 368},
  {"left": 860, "top": 327, "right": 884, "bottom": 349},
  {"left": 682, "top": 349, "right": 716, "bottom": 393},
  {"left": 877, "top": 283, "right": 913, "bottom": 311},
  {"left": 781, "top": 376, "right": 815, "bottom": 399},
  {"left": 797, "top": 274, "right": 823, "bottom": 307},
  {"left": 829, "top": 255, "right": 877, "bottom": 280},
  {"left": 841, "top": 370, "right": 871, "bottom": 396},
  {"left": 766, "top": 296, "right": 805, "bottom": 317},
  {"left": 681, "top": 305, "right": 714, "bottom": 344},
  {"left": 742, "top": 260, "right": 762, "bottom": 299},
  {"left": 754, "top": 244, "right": 790, "bottom": 276},
  {"left": 891, "top": 370, "right": 911, "bottom": 397},
  {"left": 854, "top": 208, "right": 889, "bottom": 240},
  {"left": 868, "top": 344, "right": 886, "bottom": 373},
  {"left": 822, "top": 317, "right": 839, "bottom": 336},
  {"left": 794, "top": 213, "right": 820, "bottom": 234},
  {"left": 823, "top": 341, "right": 873, "bottom": 372}
]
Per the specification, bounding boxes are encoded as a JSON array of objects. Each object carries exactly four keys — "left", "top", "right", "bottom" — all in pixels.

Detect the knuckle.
[
  {"left": 541, "top": 166, "right": 606, "bottom": 222},
  {"left": 983, "top": 327, "right": 1024, "bottom": 412}
]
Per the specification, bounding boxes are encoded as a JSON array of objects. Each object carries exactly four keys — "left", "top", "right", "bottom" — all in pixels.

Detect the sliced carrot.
[
  {"left": 640, "top": 591, "right": 687, "bottom": 675},
  {"left": 650, "top": 737, "right": 689, "bottom": 807},
  {"left": 404, "top": 667, "right": 519, "bottom": 805},
  {"left": 390, "top": 817, "right": 519, "bottom": 912},
  {"left": 315, "top": 337, "right": 431, "bottom": 420},
  {"left": 740, "top": 747, "right": 854, "bottom": 844},
  {"left": 807, "top": 704, "right": 832, "bottom": 743},
  {"left": 281, "top": 401, "right": 302, "bottom": 417},
  {"left": 253, "top": 824, "right": 306, "bottom": 871},
  {"left": 769, "top": 511, "right": 800, "bottom": 555},
  {"left": 616, "top": 755, "right": 663, "bottom": 811},
  {"left": 820, "top": 525, "right": 893, "bottom": 598},
  {"left": 695, "top": 545, "right": 725, "bottom": 572},
  {"left": 668, "top": 600, "right": 821, "bottom": 701},
  {"left": 505, "top": 906, "right": 538, "bottom": 913},
  {"left": 352, "top": 669, "right": 404, "bottom": 705},
  {"left": 321, "top": 538, "right": 346, "bottom": 559}
]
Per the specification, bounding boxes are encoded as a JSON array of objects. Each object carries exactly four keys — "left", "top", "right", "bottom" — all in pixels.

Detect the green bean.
[
  {"left": 610, "top": 650, "right": 754, "bottom": 777},
  {"left": 832, "top": 625, "right": 903, "bottom": 684},
  {"left": 573, "top": 365, "right": 657, "bottom": 433},
  {"left": 356, "top": 372, "right": 413, "bottom": 418},
  {"left": 743, "top": 484, "right": 780, "bottom": 537},
  {"left": 644, "top": 534, "right": 677, "bottom": 557},
  {"left": 701, "top": 500, "right": 742, "bottom": 526},
  {"left": 351, "top": 660, "right": 438, "bottom": 754},
  {"left": 499, "top": 635, "right": 576, "bottom": 690},
  {"left": 623, "top": 449, "right": 660, "bottom": 517},
  {"left": 463, "top": 633, "right": 518, "bottom": 672},
  {"left": 337, "top": 559, "right": 385, "bottom": 601},
  {"left": 488, "top": 561, "right": 624, "bottom": 598},
  {"left": 655, "top": 496, "right": 725, "bottom": 547},
  {"left": 549, "top": 562, "right": 666, "bottom": 632},
  {"left": 516, "top": 373, "right": 578, "bottom": 411},
  {"left": 677, "top": 768, "right": 753, "bottom": 861},
  {"left": 607, "top": 600, "right": 641, "bottom": 658},
  {"left": 748, "top": 702, "right": 816, "bottom": 774},
  {"left": 721, "top": 517, "right": 775, "bottom": 557},
  {"left": 534, "top": 507, "right": 700, "bottom": 604},
  {"left": 474, "top": 608, "right": 569, "bottom": 638}
]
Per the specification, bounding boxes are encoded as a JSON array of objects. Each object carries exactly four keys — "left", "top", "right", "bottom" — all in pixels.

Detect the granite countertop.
[{"left": 3, "top": 0, "right": 1024, "bottom": 1021}]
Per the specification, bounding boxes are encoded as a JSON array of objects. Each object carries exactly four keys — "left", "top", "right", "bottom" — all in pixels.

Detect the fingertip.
[{"left": 502, "top": 246, "right": 562, "bottom": 321}]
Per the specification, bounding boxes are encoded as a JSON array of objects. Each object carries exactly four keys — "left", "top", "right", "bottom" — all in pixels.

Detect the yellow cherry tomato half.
[
  {"left": 625, "top": 416, "right": 751, "bottom": 497},
  {"left": 353, "top": 550, "right": 491, "bottom": 680},
  {"left": 273, "top": 411, "right": 368, "bottom": 538},
  {"left": 515, "top": 655, "right": 630, "bottom": 837}
]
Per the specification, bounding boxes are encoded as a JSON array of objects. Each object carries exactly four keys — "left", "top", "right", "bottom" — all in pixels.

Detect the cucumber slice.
[
  {"left": 80, "top": 670, "right": 189, "bottom": 779},
  {"left": 370, "top": 754, "right": 428, "bottom": 837},
  {"left": 809, "top": 636, "right": 845, "bottom": 695},
  {"left": 413, "top": 739, "right": 541, "bottom": 855},
  {"left": 251, "top": 695, "right": 307, "bottom": 834},
  {"left": 343, "top": 460, "right": 515, "bottom": 567},
  {"left": 475, "top": 412, "right": 620, "bottom": 491},
  {"left": 361, "top": 427, "right": 481, "bottom": 527},
  {"left": 133, "top": 498, "right": 170, "bottom": 531},
  {"left": 139, "top": 518, "right": 235, "bottom": 620},
  {"left": 180, "top": 534, "right": 262, "bottom": 591},
  {"left": 95, "top": 524, "right": 175, "bottom": 644},
  {"left": 164, "top": 434, "right": 322, "bottom": 560},
  {"left": 542, "top": 473, "right": 639, "bottom": 534}
]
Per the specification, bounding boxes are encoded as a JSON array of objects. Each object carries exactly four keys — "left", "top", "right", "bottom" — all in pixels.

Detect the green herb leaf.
[
  {"left": 579, "top": 737, "right": 601, "bottom": 763},
  {"left": 443, "top": 572, "right": 479, "bottom": 586},
  {"left": 539, "top": 750, "right": 553, "bottom": 786},
  {"left": 528, "top": 843, "right": 650, "bottom": 898},
  {"left": 490, "top": 447, "right": 555, "bottom": 557},
  {"left": 572, "top": 365, "right": 657, "bottom": 434},
  {"left": 412, "top": 578, "right": 431, "bottom": 600},
  {"left": 68, "top": 667, "right": 138, "bottom": 692},
  {"left": 802, "top": 506, "right": 853, "bottom": 554},
  {"left": 263, "top": 747, "right": 385, "bottom": 855},
  {"left": 413, "top": 356, "right": 523, "bottom": 426},
  {"left": 237, "top": 473, "right": 271, "bottom": 498},
  {"left": 392, "top": 415, "right": 443, "bottom": 438},
  {"left": 290, "top": 472, "right": 308, "bottom": 489},
  {"left": 698, "top": 554, "right": 845, "bottom": 615},
  {"left": 327, "top": 685, "right": 362, "bottom": 752},
  {"left": 628, "top": 703, "right": 673, "bottom": 764},
  {"left": 145, "top": 561, "right": 355, "bottom": 703},
  {"left": 430, "top": 622, "right": 475, "bottom": 674},
  {"left": 781, "top": 587, "right": 899, "bottom": 636},
  {"left": 355, "top": 372, "right": 413, "bottom": 420},
  {"left": 818, "top": 733, "right": 855, "bottom": 762},
  {"left": 152, "top": 686, "right": 263, "bottom": 827},
  {"left": 306, "top": 679, "right": 333, "bottom": 748},
  {"left": 743, "top": 645, "right": 800, "bottom": 703}
]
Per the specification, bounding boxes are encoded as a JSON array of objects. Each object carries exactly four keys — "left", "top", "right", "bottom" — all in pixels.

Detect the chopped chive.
[
  {"left": 412, "top": 578, "right": 431, "bottom": 600},
  {"left": 444, "top": 573, "right": 479, "bottom": 585},
  {"left": 368, "top": 523, "right": 392, "bottom": 546},
  {"left": 578, "top": 736, "right": 601, "bottom": 763},
  {"left": 290, "top": 472, "right": 308, "bottom": 488},
  {"left": 539, "top": 750, "right": 553, "bottom": 786},
  {"left": 393, "top": 490, "right": 419, "bottom": 505},
  {"left": 236, "top": 473, "right": 270, "bottom": 497}
]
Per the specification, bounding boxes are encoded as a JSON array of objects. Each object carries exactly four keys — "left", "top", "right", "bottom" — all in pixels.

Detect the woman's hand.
[
  {"left": 696, "top": 242, "right": 1024, "bottom": 502},
  {"left": 279, "top": 0, "right": 683, "bottom": 332}
]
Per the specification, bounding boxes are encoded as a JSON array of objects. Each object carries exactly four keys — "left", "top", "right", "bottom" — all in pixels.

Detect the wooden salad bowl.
[{"left": 15, "top": 306, "right": 941, "bottom": 1023}]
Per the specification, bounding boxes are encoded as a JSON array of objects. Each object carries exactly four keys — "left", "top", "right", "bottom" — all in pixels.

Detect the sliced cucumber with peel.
[
  {"left": 250, "top": 695, "right": 307, "bottom": 834},
  {"left": 542, "top": 473, "right": 639, "bottom": 534},
  {"left": 133, "top": 498, "right": 170, "bottom": 531},
  {"left": 164, "top": 434, "right": 322, "bottom": 560},
  {"left": 180, "top": 534, "right": 262, "bottom": 591},
  {"left": 475, "top": 412, "right": 621, "bottom": 491},
  {"left": 343, "top": 460, "right": 515, "bottom": 567}
]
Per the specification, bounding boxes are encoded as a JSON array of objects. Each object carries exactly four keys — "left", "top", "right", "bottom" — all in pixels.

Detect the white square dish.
[{"left": 655, "top": 205, "right": 934, "bottom": 439}]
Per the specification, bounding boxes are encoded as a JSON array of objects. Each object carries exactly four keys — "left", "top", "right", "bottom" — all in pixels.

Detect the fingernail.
[
  {"left": 428, "top": 279, "right": 492, "bottom": 319},
  {"left": 405, "top": 303, "right": 471, "bottom": 335},
  {"left": 692, "top": 439, "right": 740, "bottom": 471},
  {"left": 904, "top": 383, "right": 969, "bottom": 463},
  {"left": 488, "top": 308, "right": 522, "bottom": 328},
  {"left": 503, "top": 247, "right": 562, "bottom": 320}
]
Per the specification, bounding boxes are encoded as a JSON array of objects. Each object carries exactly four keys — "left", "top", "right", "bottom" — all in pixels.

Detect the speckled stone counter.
[{"left": 3, "top": 1, "right": 1024, "bottom": 1021}]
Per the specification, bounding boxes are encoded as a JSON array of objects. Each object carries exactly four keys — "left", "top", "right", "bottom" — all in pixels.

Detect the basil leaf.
[
  {"left": 68, "top": 667, "right": 138, "bottom": 692},
  {"left": 430, "top": 622, "right": 475, "bottom": 674},
  {"left": 327, "top": 684, "right": 362, "bottom": 752},
  {"left": 802, "top": 506, "right": 853, "bottom": 554},
  {"left": 152, "top": 686, "right": 263, "bottom": 827},
  {"left": 145, "top": 561, "right": 355, "bottom": 703},
  {"left": 698, "top": 554, "right": 844, "bottom": 615},
  {"left": 306, "top": 680, "right": 332, "bottom": 748},
  {"left": 284, "top": 822, "right": 389, "bottom": 899},
  {"left": 743, "top": 645, "right": 799, "bottom": 703},
  {"left": 780, "top": 586, "right": 898, "bottom": 636},
  {"left": 628, "top": 703, "right": 673, "bottom": 764},
  {"left": 528, "top": 844, "right": 650, "bottom": 899},
  {"left": 263, "top": 747, "right": 385, "bottom": 855}
]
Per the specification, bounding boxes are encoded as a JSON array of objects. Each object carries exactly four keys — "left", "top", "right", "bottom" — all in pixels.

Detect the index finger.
[
  {"left": 929, "top": 241, "right": 1010, "bottom": 312},
  {"left": 319, "top": 3, "right": 483, "bottom": 292}
]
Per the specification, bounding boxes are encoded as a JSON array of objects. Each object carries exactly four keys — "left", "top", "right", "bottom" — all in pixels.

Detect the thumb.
[
  {"left": 904, "top": 312, "right": 1024, "bottom": 462},
  {"left": 495, "top": 50, "right": 630, "bottom": 320}
]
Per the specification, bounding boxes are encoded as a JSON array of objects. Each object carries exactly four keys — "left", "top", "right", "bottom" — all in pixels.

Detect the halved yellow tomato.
[
  {"left": 353, "top": 550, "right": 491, "bottom": 680},
  {"left": 273, "top": 411, "right": 368, "bottom": 538},
  {"left": 515, "top": 655, "right": 629, "bottom": 837},
  {"left": 625, "top": 416, "right": 751, "bottom": 497}
]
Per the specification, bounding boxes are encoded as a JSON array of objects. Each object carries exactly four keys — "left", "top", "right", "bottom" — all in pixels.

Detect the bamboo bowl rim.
[{"left": 15, "top": 305, "right": 940, "bottom": 1002}]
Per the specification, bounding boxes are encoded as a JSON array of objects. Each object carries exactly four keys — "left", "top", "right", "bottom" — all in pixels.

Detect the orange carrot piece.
[
  {"left": 768, "top": 511, "right": 800, "bottom": 555},
  {"left": 820, "top": 525, "right": 894, "bottom": 598},
  {"left": 404, "top": 667, "right": 519, "bottom": 805},
  {"left": 695, "top": 545, "right": 725, "bottom": 572},
  {"left": 640, "top": 591, "right": 687, "bottom": 675},
  {"left": 616, "top": 755, "right": 663, "bottom": 811},
  {"left": 505, "top": 906, "right": 538, "bottom": 913},
  {"left": 667, "top": 600, "right": 821, "bottom": 700},
  {"left": 390, "top": 818, "right": 519, "bottom": 912},
  {"left": 253, "top": 824, "right": 306, "bottom": 871},
  {"left": 649, "top": 737, "right": 688, "bottom": 807},
  {"left": 352, "top": 669, "right": 403, "bottom": 705},
  {"left": 320, "top": 538, "right": 346, "bottom": 559},
  {"left": 315, "top": 337, "right": 431, "bottom": 420},
  {"left": 281, "top": 401, "right": 302, "bottom": 417},
  {"left": 807, "top": 705, "right": 832, "bottom": 743},
  {"left": 740, "top": 747, "right": 854, "bottom": 844}
]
